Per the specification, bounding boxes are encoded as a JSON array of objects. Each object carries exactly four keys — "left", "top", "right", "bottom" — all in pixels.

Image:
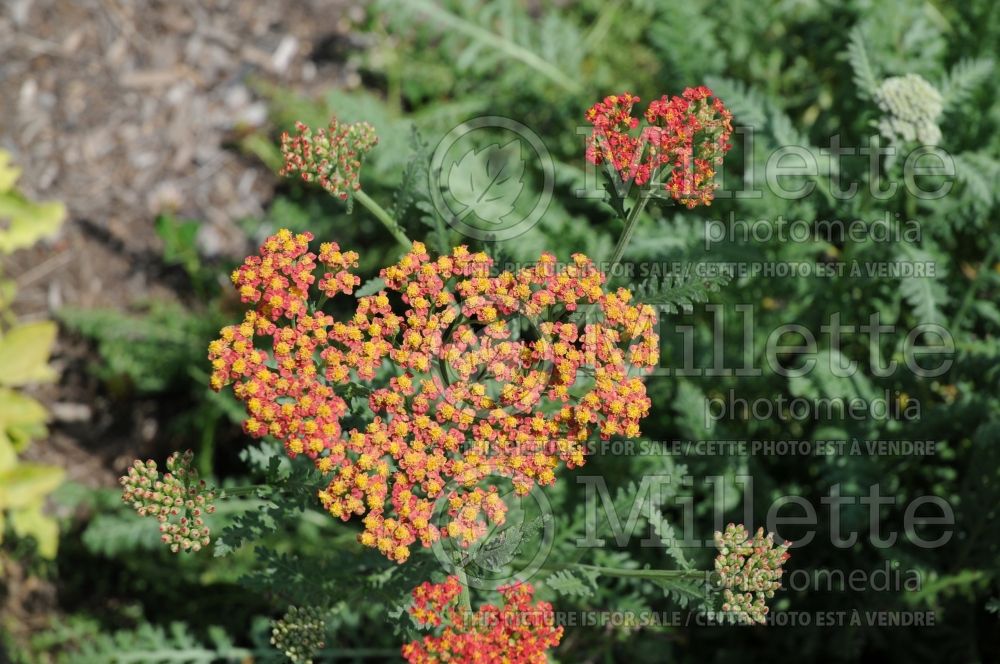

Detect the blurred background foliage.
[
  {"left": 3, "top": 0, "right": 999, "bottom": 661},
  {"left": 0, "top": 150, "right": 66, "bottom": 569}
]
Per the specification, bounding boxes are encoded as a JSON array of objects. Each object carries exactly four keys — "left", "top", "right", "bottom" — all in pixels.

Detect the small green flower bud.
[
  {"left": 271, "top": 606, "right": 327, "bottom": 664},
  {"left": 714, "top": 523, "right": 790, "bottom": 625},
  {"left": 119, "top": 450, "right": 217, "bottom": 555}
]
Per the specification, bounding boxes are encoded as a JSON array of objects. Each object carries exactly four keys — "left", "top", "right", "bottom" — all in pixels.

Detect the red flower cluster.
[
  {"left": 209, "top": 231, "right": 659, "bottom": 563},
  {"left": 402, "top": 577, "right": 563, "bottom": 663},
  {"left": 279, "top": 118, "right": 378, "bottom": 200},
  {"left": 585, "top": 87, "right": 733, "bottom": 208}
]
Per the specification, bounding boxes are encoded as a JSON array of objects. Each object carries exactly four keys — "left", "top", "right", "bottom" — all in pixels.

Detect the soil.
[
  {"left": 0, "top": 0, "right": 366, "bottom": 640},
  {"left": 0, "top": 0, "right": 367, "bottom": 476}
]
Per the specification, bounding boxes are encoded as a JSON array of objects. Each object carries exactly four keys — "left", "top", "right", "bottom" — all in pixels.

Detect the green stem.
[
  {"left": 220, "top": 484, "right": 269, "bottom": 499},
  {"left": 455, "top": 566, "right": 473, "bottom": 615},
  {"left": 951, "top": 241, "right": 1000, "bottom": 333},
  {"left": 354, "top": 189, "right": 412, "bottom": 249},
  {"left": 542, "top": 561, "right": 709, "bottom": 582},
  {"left": 113, "top": 647, "right": 397, "bottom": 662},
  {"left": 606, "top": 193, "right": 654, "bottom": 276},
  {"left": 582, "top": 1, "right": 621, "bottom": 53},
  {"left": 196, "top": 409, "right": 219, "bottom": 479},
  {"left": 322, "top": 649, "right": 401, "bottom": 659}
]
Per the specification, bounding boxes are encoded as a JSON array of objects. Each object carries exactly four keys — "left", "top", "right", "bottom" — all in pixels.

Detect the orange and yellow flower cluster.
[
  {"left": 402, "top": 576, "right": 562, "bottom": 663},
  {"left": 209, "top": 230, "right": 659, "bottom": 563}
]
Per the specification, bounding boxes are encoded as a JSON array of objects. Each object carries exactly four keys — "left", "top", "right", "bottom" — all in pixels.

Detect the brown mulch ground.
[
  {"left": 1, "top": 0, "right": 372, "bottom": 642},
  {"left": 0, "top": 0, "right": 368, "bottom": 484}
]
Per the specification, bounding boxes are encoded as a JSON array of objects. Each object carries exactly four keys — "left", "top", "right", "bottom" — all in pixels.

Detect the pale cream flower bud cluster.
[{"left": 874, "top": 74, "right": 944, "bottom": 146}]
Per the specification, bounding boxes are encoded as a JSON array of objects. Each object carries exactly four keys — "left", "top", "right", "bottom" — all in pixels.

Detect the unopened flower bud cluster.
[
  {"left": 119, "top": 450, "right": 216, "bottom": 553},
  {"left": 279, "top": 119, "right": 378, "bottom": 200},
  {"left": 874, "top": 74, "right": 944, "bottom": 146},
  {"left": 271, "top": 605, "right": 327, "bottom": 664},
  {"left": 714, "top": 523, "right": 790, "bottom": 624}
]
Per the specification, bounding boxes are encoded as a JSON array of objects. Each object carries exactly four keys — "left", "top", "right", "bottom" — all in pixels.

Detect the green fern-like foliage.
[
  {"left": 704, "top": 76, "right": 769, "bottom": 129},
  {"left": 544, "top": 568, "right": 598, "bottom": 598},
  {"left": 378, "top": 0, "right": 584, "bottom": 95},
  {"left": 896, "top": 244, "right": 950, "bottom": 325},
  {"left": 643, "top": 504, "right": 693, "bottom": 571},
  {"left": 634, "top": 270, "right": 732, "bottom": 313},
  {"left": 213, "top": 451, "right": 327, "bottom": 557},
  {"left": 61, "top": 622, "right": 251, "bottom": 664},
  {"left": 646, "top": 0, "right": 724, "bottom": 84},
  {"left": 953, "top": 151, "right": 1000, "bottom": 213},
  {"left": 59, "top": 302, "right": 217, "bottom": 394},
  {"left": 939, "top": 58, "right": 994, "bottom": 111},
  {"left": 846, "top": 26, "right": 880, "bottom": 100}
]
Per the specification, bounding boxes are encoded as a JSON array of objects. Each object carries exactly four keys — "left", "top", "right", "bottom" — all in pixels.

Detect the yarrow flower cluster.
[
  {"left": 585, "top": 87, "right": 733, "bottom": 208},
  {"left": 874, "top": 74, "right": 943, "bottom": 146},
  {"left": 119, "top": 450, "right": 216, "bottom": 553},
  {"left": 279, "top": 118, "right": 378, "bottom": 200},
  {"left": 271, "top": 606, "right": 327, "bottom": 664},
  {"left": 209, "top": 231, "right": 659, "bottom": 563},
  {"left": 714, "top": 523, "right": 791, "bottom": 624},
  {"left": 402, "top": 576, "right": 562, "bottom": 663}
]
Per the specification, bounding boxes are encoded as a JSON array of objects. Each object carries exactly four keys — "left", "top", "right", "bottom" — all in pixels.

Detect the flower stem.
[
  {"left": 219, "top": 484, "right": 269, "bottom": 499},
  {"left": 606, "top": 193, "right": 653, "bottom": 276},
  {"left": 542, "top": 561, "right": 709, "bottom": 582},
  {"left": 455, "top": 566, "right": 473, "bottom": 615},
  {"left": 354, "top": 189, "right": 412, "bottom": 249},
  {"left": 582, "top": 1, "right": 622, "bottom": 53}
]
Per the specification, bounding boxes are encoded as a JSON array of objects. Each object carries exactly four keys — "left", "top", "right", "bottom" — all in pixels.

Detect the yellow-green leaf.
[
  {"left": 0, "top": 151, "right": 20, "bottom": 193},
  {"left": 0, "top": 321, "right": 58, "bottom": 386},
  {"left": 0, "top": 196, "right": 66, "bottom": 254},
  {"left": 0, "top": 151, "right": 65, "bottom": 254},
  {"left": 0, "top": 279, "right": 16, "bottom": 309},
  {"left": 10, "top": 501, "right": 60, "bottom": 558},
  {"left": 0, "top": 387, "right": 48, "bottom": 452},
  {"left": 0, "top": 434, "right": 15, "bottom": 473},
  {"left": 0, "top": 462, "right": 65, "bottom": 510}
]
